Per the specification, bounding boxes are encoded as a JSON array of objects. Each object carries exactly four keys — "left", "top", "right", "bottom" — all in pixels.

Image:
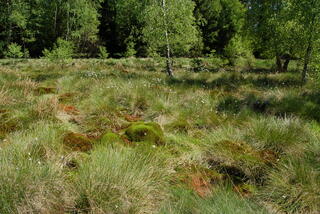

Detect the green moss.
[
  {"left": 125, "top": 122, "right": 164, "bottom": 145},
  {"left": 100, "top": 132, "right": 123, "bottom": 145}
]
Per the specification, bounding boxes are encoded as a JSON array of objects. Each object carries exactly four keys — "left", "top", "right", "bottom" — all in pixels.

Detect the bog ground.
[{"left": 0, "top": 58, "right": 319, "bottom": 214}]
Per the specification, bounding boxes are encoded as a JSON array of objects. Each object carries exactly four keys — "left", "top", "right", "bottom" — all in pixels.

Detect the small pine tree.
[
  {"left": 5, "top": 43, "right": 24, "bottom": 59},
  {"left": 42, "top": 38, "right": 74, "bottom": 62}
]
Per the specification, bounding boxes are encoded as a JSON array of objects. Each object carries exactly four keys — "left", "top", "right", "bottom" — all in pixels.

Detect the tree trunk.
[
  {"left": 283, "top": 59, "right": 290, "bottom": 72},
  {"left": 7, "top": 0, "right": 12, "bottom": 44},
  {"left": 302, "top": 6, "right": 317, "bottom": 83},
  {"left": 66, "top": 2, "right": 70, "bottom": 40},
  {"left": 162, "top": 0, "right": 173, "bottom": 77},
  {"left": 54, "top": 4, "right": 58, "bottom": 37},
  {"left": 302, "top": 7, "right": 316, "bottom": 83},
  {"left": 302, "top": 42, "right": 312, "bottom": 83},
  {"left": 165, "top": 31, "right": 173, "bottom": 76},
  {"left": 276, "top": 55, "right": 283, "bottom": 72}
]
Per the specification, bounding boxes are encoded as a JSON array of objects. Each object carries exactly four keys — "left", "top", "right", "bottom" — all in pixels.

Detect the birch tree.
[
  {"left": 291, "top": 0, "right": 320, "bottom": 82},
  {"left": 143, "top": 0, "right": 198, "bottom": 76}
]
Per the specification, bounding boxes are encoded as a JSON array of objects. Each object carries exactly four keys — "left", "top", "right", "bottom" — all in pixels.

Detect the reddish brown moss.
[
  {"left": 35, "top": 86, "right": 57, "bottom": 95},
  {"left": 175, "top": 164, "right": 224, "bottom": 198},
  {"left": 63, "top": 132, "right": 93, "bottom": 152}
]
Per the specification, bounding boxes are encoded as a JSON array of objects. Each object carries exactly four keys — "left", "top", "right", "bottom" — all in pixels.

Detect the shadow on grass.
[
  {"left": 25, "top": 65, "right": 303, "bottom": 92},
  {"left": 244, "top": 68, "right": 276, "bottom": 74},
  {"left": 168, "top": 72, "right": 303, "bottom": 91},
  {"left": 217, "top": 91, "right": 320, "bottom": 122},
  {"left": 167, "top": 73, "right": 247, "bottom": 91},
  {"left": 250, "top": 75, "right": 302, "bottom": 88}
]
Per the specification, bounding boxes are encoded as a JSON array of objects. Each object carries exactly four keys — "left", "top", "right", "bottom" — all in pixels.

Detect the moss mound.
[
  {"left": 100, "top": 132, "right": 123, "bottom": 145},
  {"left": 125, "top": 122, "right": 164, "bottom": 145},
  {"left": 63, "top": 132, "right": 93, "bottom": 152}
]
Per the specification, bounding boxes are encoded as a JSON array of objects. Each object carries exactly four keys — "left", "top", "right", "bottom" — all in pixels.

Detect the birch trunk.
[
  {"left": 162, "top": 0, "right": 173, "bottom": 76},
  {"left": 302, "top": 41, "right": 312, "bottom": 83},
  {"left": 302, "top": 14, "right": 316, "bottom": 83}
]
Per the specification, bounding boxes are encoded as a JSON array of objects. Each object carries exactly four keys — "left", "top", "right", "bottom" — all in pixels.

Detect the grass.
[
  {"left": 75, "top": 145, "right": 169, "bottom": 213},
  {"left": 0, "top": 122, "right": 73, "bottom": 213},
  {"left": 0, "top": 57, "right": 319, "bottom": 213},
  {"left": 159, "top": 186, "right": 268, "bottom": 214}
]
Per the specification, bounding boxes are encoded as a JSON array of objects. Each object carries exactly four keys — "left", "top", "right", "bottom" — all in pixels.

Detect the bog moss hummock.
[
  {"left": 125, "top": 122, "right": 165, "bottom": 145},
  {"left": 63, "top": 132, "right": 93, "bottom": 152},
  {"left": 100, "top": 131, "right": 123, "bottom": 145}
]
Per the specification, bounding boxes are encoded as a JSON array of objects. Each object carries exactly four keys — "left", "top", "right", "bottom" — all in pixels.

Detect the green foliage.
[
  {"left": 143, "top": 0, "right": 198, "bottom": 56},
  {"left": 4, "top": 43, "right": 24, "bottom": 58},
  {"left": 1, "top": 0, "right": 320, "bottom": 63},
  {"left": 98, "top": 46, "right": 109, "bottom": 59},
  {"left": 224, "top": 34, "right": 252, "bottom": 65},
  {"left": 124, "top": 40, "right": 137, "bottom": 57},
  {"left": 42, "top": 38, "right": 74, "bottom": 61},
  {"left": 194, "top": 0, "right": 246, "bottom": 54}
]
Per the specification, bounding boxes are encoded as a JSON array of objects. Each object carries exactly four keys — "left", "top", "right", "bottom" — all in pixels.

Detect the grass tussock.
[
  {"left": 0, "top": 122, "right": 73, "bottom": 214},
  {"left": 75, "top": 146, "right": 169, "bottom": 213}
]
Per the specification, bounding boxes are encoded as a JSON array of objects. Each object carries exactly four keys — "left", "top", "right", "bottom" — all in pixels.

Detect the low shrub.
[
  {"left": 42, "top": 38, "right": 74, "bottom": 61},
  {"left": 4, "top": 43, "right": 24, "bottom": 59}
]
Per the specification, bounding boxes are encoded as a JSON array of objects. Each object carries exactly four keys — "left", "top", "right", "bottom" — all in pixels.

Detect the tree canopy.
[{"left": 1, "top": 0, "right": 320, "bottom": 78}]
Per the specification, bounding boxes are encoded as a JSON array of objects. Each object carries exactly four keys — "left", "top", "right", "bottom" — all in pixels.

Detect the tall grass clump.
[
  {"left": 0, "top": 124, "right": 72, "bottom": 213},
  {"left": 244, "top": 116, "right": 311, "bottom": 153},
  {"left": 75, "top": 145, "right": 169, "bottom": 213},
  {"left": 261, "top": 149, "right": 320, "bottom": 213}
]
